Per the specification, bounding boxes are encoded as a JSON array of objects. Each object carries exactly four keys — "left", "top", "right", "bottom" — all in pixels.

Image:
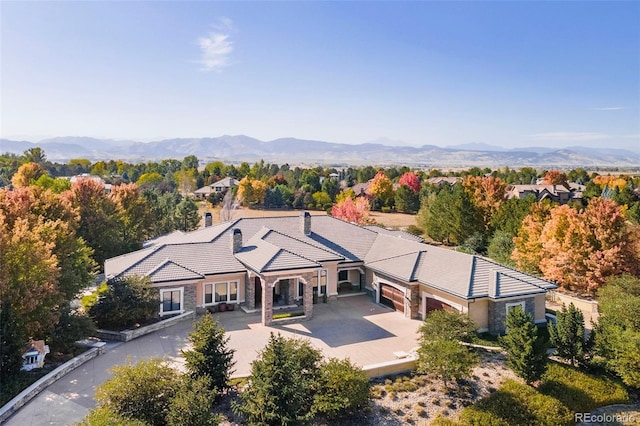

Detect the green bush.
[
  {"left": 313, "top": 358, "right": 370, "bottom": 418},
  {"left": 94, "top": 358, "right": 179, "bottom": 426},
  {"left": 79, "top": 407, "right": 150, "bottom": 426},
  {"left": 89, "top": 276, "right": 158, "bottom": 330},
  {"left": 539, "top": 362, "right": 629, "bottom": 413},
  {"left": 272, "top": 311, "right": 305, "bottom": 320},
  {"left": 48, "top": 304, "right": 96, "bottom": 353},
  {"left": 81, "top": 281, "right": 108, "bottom": 312},
  {"left": 167, "top": 376, "right": 220, "bottom": 426}
]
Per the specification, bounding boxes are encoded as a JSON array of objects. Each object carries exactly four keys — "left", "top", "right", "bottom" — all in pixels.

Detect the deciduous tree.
[
  {"left": 367, "top": 170, "right": 394, "bottom": 207},
  {"left": 398, "top": 171, "right": 421, "bottom": 192},
  {"left": 331, "top": 196, "right": 370, "bottom": 225},
  {"left": 11, "top": 162, "right": 46, "bottom": 187},
  {"left": 462, "top": 175, "right": 508, "bottom": 230},
  {"left": 512, "top": 201, "right": 553, "bottom": 274}
]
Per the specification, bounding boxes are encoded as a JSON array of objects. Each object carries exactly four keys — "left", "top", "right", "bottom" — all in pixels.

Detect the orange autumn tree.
[
  {"left": 541, "top": 170, "right": 568, "bottom": 186},
  {"left": 331, "top": 196, "right": 370, "bottom": 225},
  {"left": 512, "top": 201, "right": 553, "bottom": 274},
  {"left": 514, "top": 198, "right": 637, "bottom": 293},
  {"left": 462, "top": 175, "right": 508, "bottom": 230},
  {"left": 10, "top": 162, "right": 46, "bottom": 188},
  {"left": 366, "top": 171, "right": 394, "bottom": 207}
]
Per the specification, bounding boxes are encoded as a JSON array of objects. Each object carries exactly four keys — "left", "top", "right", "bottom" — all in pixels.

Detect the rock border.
[
  {"left": 0, "top": 342, "right": 106, "bottom": 423},
  {"left": 96, "top": 311, "right": 195, "bottom": 341}
]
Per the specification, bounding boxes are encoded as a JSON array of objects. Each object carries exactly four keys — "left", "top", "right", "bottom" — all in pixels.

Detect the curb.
[
  {"left": 0, "top": 342, "right": 106, "bottom": 424},
  {"left": 96, "top": 311, "right": 195, "bottom": 342}
]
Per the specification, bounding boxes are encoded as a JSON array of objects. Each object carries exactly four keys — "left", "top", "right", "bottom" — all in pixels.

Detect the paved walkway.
[{"left": 6, "top": 294, "right": 421, "bottom": 425}]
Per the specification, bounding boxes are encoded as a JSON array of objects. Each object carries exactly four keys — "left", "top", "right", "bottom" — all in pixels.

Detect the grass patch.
[
  {"left": 538, "top": 362, "right": 629, "bottom": 413},
  {"left": 473, "top": 332, "right": 501, "bottom": 347},
  {"left": 448, "top": 361, "right": 629, "bottom": 426},
  {"left": 272, "top": 311, "right": 305, "bottom": 320}
]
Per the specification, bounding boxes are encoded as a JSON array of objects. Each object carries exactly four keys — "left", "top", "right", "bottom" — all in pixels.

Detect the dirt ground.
[{"left": 202, "top": 205, "right": 417, "bottom": 230}]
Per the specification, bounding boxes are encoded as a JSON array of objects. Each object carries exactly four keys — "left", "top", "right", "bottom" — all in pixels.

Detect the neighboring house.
[
  {"left": 21, "top": 340, "right": 50, "bottom": 371},
  {"left": 69, "top": 174, "right": 112, "bottom": 193},
  {"left": 194, "top": 177, "right": 239, "bottom": 198},
  {"left": 105, "top": 213, "right": 556, "bottom": 333},
  {"left": 426, "top": 177, "right": 461, "bottom": 186},
  {"left": 506, "top": 184, "right": 583, "bottom": 204},
  {"left": 351, "top": 181, "right": 371, "bottom": 197}
]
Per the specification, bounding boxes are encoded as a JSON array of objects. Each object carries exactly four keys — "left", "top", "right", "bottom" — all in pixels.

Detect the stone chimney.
[
  {"left": 203, "top": 212, "right": 212, "bottom": 227},
  {"left": 300, "top": 211, "right": 311, "bottom": 235},
  {"left": 231, "top": 228, "right": 242, "bottom": 253}
]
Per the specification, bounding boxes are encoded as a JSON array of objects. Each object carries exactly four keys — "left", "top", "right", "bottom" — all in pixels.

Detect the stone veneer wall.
[
  {"left": 245, "top": 274, "right": 254, "bottom": 310},
  {"left": 488, "top": 298, "right": 535, "bottom": 334},
  {"left": 184, "top": 284, "right": 197, "bottom": 313}
]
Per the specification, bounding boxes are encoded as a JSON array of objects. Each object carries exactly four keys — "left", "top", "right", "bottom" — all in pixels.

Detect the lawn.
[{"left": 434, "top": 361, "right": 630, "bottom": 426}]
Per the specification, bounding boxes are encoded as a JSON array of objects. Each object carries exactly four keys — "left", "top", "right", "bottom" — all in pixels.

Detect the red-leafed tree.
[
  {"left": 398, "top": 172, "right": 421, "bottom": 193},
  {"left": 331, "top": 196, "right": 370, "bottom": 225}
]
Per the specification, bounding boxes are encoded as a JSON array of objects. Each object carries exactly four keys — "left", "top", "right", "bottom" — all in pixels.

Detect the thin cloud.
[
  {"left": 197, "top": 18, "right": 234, "bottom": 72},
  {"left": 527, "top": 132, "right": 611, "bottom": 142},
  {"left": 589, "top": 106, "right": 624, "bottom": 111}
]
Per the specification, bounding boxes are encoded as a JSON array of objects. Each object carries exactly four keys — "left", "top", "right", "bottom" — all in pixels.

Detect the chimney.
[
  {"left": 203, "top": 212, "right": 212, "bottom": 227},
  {"left": 231, "top": 228, "right": 242, "bottom": 253},
  {"left": 300, "top": 211, "right": 311, "bottom": 235}
]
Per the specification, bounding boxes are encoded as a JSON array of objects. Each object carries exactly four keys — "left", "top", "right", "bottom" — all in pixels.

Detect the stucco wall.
[
  {"left": 468, "top": 298, "right": 489, "bottom": 331},
  {"left": 194, "top": 273, "right": 247, "bottom": 309},
  {"left": 534, "top": 293, "right": 546, "bottom": 323}
]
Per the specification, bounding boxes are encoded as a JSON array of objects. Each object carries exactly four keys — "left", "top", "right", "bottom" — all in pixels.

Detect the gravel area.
[{"left": 216, "top": 350, "right": 517, "bottom": 425}]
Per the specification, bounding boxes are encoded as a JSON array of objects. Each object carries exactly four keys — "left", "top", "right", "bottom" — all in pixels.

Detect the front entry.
[
  {"left": 380, "top": 284, "right": 404, "bottom": 313},
  {"left": 255, "top": 277, "right": 262, "bottom": 306}
]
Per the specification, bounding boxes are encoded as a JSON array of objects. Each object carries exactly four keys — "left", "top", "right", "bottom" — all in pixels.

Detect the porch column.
[
  {"left": 246, "top": 274, "right": 255, "bottom": 310},
  {"left": 288, "top": 280, "right": 296, "bottom": 305},
  {"left": 262, "top": 279, "right": 273, "bottom": 326},
  {"left": 303, "top": 273, "right": 314, "bottom": 319}
]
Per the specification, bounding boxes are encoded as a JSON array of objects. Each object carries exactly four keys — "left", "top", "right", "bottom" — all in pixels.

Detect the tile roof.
[{"left": 106, "top": 213, "right": 556, "bottom": 299}]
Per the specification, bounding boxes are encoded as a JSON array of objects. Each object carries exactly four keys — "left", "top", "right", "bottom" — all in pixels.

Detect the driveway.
[{"left": 6, "top": 294, "right": 421, "bottom": 425}]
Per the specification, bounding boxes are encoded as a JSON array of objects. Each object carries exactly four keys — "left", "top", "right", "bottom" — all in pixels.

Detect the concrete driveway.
[{"left": 6, "top": 294, "right": 421, "bottom": 425}]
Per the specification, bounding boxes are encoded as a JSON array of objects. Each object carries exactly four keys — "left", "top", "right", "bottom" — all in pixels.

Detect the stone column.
[
  {"left": 262, "top": 279, "right": 273, "bottom": 326},
  {"left": 303, "top": 272, "right": 314, "bottom": 319},
  {"left": 408, "top": 284, "right": 420, "bottom": 320},
  {"left": 246, "top": 274, "right": 255, "bottom": 310},
  {"left": 288, "top": 280, "right": 296, "bottom": 305}
]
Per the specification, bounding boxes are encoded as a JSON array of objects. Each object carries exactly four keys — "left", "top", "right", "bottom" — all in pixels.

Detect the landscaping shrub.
[
  {"left": 89, "top": 276, "right": 158, "bottom": 330},
  {"left": 167, "top": 376, "right": 220, "bottom": 426},
  {"left": 313, "top": 357, "right": 370, "bottom": 418},
  {"left": 94, "top": 358, "right": 180, "bottom": 426},
  {"left": 79, "top": 407, "right": 150, "bottom": 426}
]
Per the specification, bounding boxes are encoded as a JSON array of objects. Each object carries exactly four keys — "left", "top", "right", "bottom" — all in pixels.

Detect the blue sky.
[{"left": 1, "top": 1, "right": 639, "bottom": 150}]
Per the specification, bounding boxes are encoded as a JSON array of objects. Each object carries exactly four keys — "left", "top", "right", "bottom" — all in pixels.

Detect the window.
[
  {"left": 338, "top": 270, "right": 348, "bottom": 281},
  {"left": 298, "top": 280, "right": 304, "bottom": 298},
  {"left": 320, "top": 270, "right": 327, "bottom": 295},
  {"left": 204, "top": 281, "right": 238, "bottom": 305},
  {"left": 506, "top": 301, "right": 526, "bottom": 315},
  {"left": 161, "top": 288, "right": 182, "bottom": 315}
]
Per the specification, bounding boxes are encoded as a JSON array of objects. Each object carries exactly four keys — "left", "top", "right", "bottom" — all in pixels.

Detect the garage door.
[
  {"left": 425, "top": 297, "right": 456, "bottom": 314},
  {"left": 380, "top": 284, "right": 404, "bottom": 313}
]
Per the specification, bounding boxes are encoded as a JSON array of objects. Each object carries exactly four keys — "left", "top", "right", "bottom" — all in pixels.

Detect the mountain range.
[{"left": 1, "top": 135, "right": 639, "bottom": 168}]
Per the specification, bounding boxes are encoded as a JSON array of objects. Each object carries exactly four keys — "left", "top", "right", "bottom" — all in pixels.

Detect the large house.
[
  {"left": 105, "top": 213, "right": 556, "bottom": 333},
  {"left": 506, "top": 183, "right": 584, "bottom": 204},
  {"left": 194, "top": 177, "right": 240, "bottom": 198}
]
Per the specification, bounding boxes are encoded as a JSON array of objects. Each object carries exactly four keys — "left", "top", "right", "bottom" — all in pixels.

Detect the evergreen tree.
[
  {"left": 500, "top": 306, "right": 548, "bottom": 385},
  {"left": 174, "top": 197, "right": 199, "bottom": 231},
  {"left": 182, "top": 313, "right": 235, "bottom": 395},
  {"left": 549, "top": 303, "right": 587, "bottom": 367},
  {"left": 233, "top": 333, "right": 322, "bottom": 425}
]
